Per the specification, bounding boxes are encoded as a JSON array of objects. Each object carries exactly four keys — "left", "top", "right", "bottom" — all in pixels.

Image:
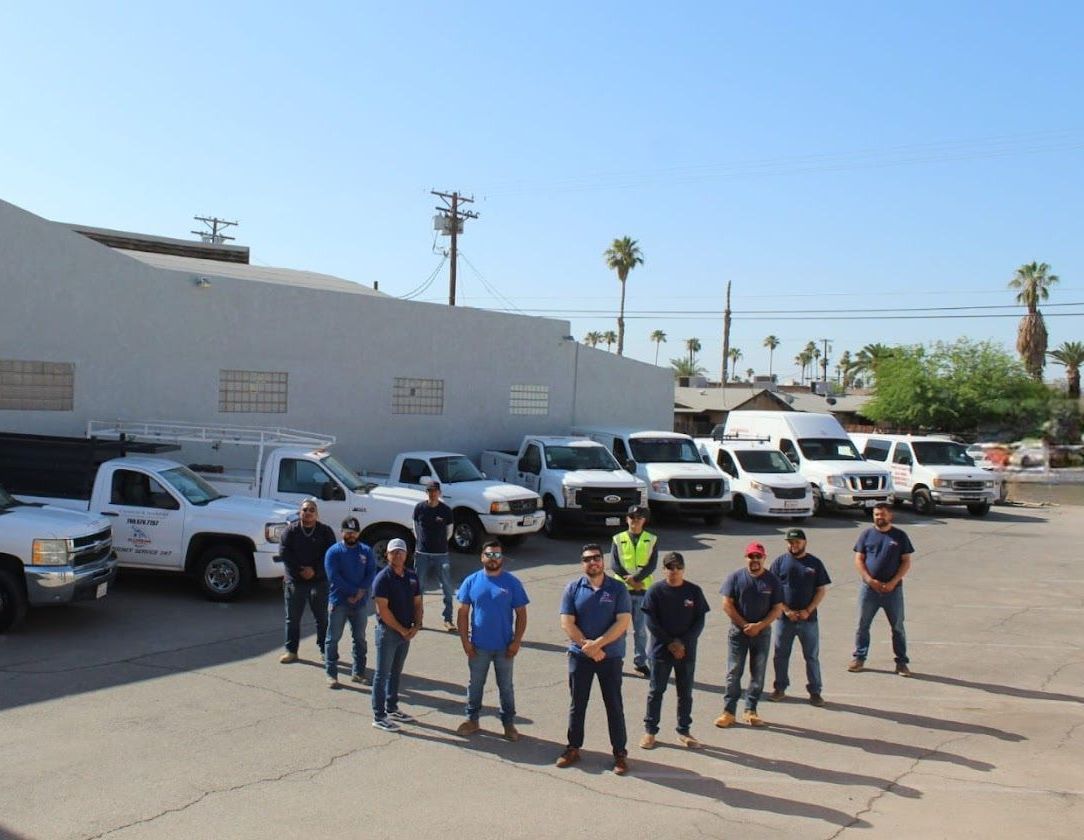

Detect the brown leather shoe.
[
  {"left": 503, "top": 723, "right": 520, "bottom": 741},
  {"left": 848, "top": 658, "right": 865, "bottom": 673},
  {"left": 613, "top": 754, "right": 629, "bottom": 776},
  {"left": 279, "top": 652, "right": 298, "bottom": 664},
  {"left": 555, "top": 747, "right": 580, "bottom": 768},
  {"left": 639, "top": 733, "right": 656, "bottom": 749},
  {"left": 456, "top": 719, "right": 481, "bottom": 736}
]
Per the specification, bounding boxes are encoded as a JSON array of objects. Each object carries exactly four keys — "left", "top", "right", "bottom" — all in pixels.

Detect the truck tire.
[
  {"left": 967, "top": 501, "right": 991, "bottom": 517},
  {"left": 912, "top": 488, "right": 935, "bottom": 516},
  {"left": 197, "top": 545, "right": 253, "bottom": 602},
  {"left": 0, "top": 569, "right": 28, "bottom": 633},
  {"left": 451, "top": 510, "right": 484, "bottom": 554},
  {"left": 731, "top": 495, "right": 749, "bottom": 520},
  {"left": 543, "top": 497, "right": 562, "bottom": 539}
]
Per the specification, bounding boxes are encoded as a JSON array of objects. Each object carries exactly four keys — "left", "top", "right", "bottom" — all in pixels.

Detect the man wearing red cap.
[{"left": 715, "top": 541, "right": 783, "bottom": 728}]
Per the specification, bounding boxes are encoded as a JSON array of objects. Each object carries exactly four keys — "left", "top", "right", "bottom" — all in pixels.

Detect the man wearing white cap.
[{"left": 370, "top": 538, "right": 423, "bottom": 731}]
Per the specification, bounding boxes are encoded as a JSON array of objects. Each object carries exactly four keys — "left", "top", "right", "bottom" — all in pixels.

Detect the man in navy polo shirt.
[
  {"left": 716, "top": 541, "right": 783, "bottom": 728},
  {"left": 849, "top": 502, "right": 915, "bottom": 677},
  {"left": 768, "top": 528, "right": 831, "bottom": 706},
  {"left": 455, "top": 538, "right": 529, "bottom": 741},
  {"left": 370, "top": 538, "right": 423, "bottom": 732},
  {"left": 557, "top": 543, "right": 633, "bottom": 775}
]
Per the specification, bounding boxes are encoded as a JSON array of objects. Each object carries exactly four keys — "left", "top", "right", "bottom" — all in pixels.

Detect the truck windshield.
[
  {"left": 913, "top": 441, "right": 975, "bottom": 466},
  {"left": 160, "top": 466, "right": 226, "bottom": 505},
  {"left": 320, "top": 455, "right": 366, "bottom": 491},
  {"left": 0, "top": 484, "right": 18, "bottom": 509},
  {"left": 735, "top": 450, "right": 796, "bottom": 474},
  {"left": 798, "top": 438, "right": 863, "bottom": 461},
  {"left": 432, "top": 456, "right": 485, "bottom": 483},
  {"left": 629, "top": 438, "right": 702, "bottom": 464},
  {"left": 544, "top": 445, "right": 621, "bottom": 471}
]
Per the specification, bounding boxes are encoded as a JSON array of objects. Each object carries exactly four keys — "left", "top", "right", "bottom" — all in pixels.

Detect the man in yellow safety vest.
[{"left": 610, "top": 505, "right": 659, "bottom": 676}]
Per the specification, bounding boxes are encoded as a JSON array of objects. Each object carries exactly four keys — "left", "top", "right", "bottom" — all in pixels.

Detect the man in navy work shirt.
[
  {"left": 455, "top": 538, "right": 529, "bottom": 741},
  {"left": 370, "top": 538, "right": 423, "bottom": 732},
  {"left": 849, "top": 502, "right": 915, "bottom": 677},
  {"left": 768, "top": 529, "right": 831, "bottom": 706},
  {"left": 323, "top": 516, "right": 377, "bottom": 689},
  {"left": 716, "top": 541, "right": 783, "bottom": 728},
  {"left": 412, "top": 481, "right": 456, "bottom": 631},
  {"left": 557, "top": 543, "right": 633, "bottom": 776},
  {"left": 279, "top": 499, "right": 336, "bottom": 664},
  {"left": 639, "top": 551, "right": 710, "bottom": 750}
]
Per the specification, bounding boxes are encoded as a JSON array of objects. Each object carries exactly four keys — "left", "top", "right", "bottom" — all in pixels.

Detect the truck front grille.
[
  {"left": 847, "top": 475, "right": 888, "bottom": 492},
  {"left": 575, "top": 487, "right": 641, "bottom": 512},
  {"left": 669, "top": 479, "right": 724, "bottom": 499},
  {"left": 72, "top": 528, "right": 113, "bottom": 567},
  {"left": 771, "top": 486, "right": 807, "bottom": 500},
  {"left": 508, "top": 498, "right": 539, "bottom": 515},
  {"left": 953, "top": 481, "right": 985, "bottom": 491}
]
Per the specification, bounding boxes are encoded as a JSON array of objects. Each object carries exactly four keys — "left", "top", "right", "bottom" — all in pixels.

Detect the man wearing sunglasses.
[
  {"left": 716, "top": 541, "right": 783, "bottom": 728},
  {"left": 557, "top": 543, "right": 633, "bottom": 775},
  {"left": 454, "top": 539, "right": 529, "bottom": 741}
]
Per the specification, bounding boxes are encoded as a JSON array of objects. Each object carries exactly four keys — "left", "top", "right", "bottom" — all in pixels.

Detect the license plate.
[
  {"left": 605, "top": 516, "right": 620, "bottom": 526},
  {"left": 96, "top": 582, "right": 108, "bottom": 599},
  {"left": 519, "top": 516, "right": 536, "bottom": 526},
  {"left": 783, "top": 499, "right": 801, "bottom": 509},
  {"left": 864, "top": 499, "right": 879, "bottom": 508}
]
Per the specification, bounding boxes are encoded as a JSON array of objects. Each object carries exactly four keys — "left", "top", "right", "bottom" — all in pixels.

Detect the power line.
[
  {"left": 398, "top": 255, "right": 447, "bottom": 300},
  {"left": 472, "top": 301, "right": 1084, "bottom": 317},
  {"left": 457, "top": 251, "right": 525, "bottom": 315}
]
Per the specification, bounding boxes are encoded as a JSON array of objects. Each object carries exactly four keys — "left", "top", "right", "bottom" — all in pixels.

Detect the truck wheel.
[
  {"left": 967, "top": 502, "right": 991, "bottom": 517},
  {"left": 198, "top": 545, "right": 253, "bottom": 602},
  {"left": 912, "top": 488, "right": 935, "bottom": 516},
  {"left": 451, "top": 511, "right": 484, "bottom": 553},
  {"left": 543, "top": 498, "right": 562, "bottom": 539},
  {"left": 0, "top": 569, "right": 28, "bottom": 633},
  {"left": 812, "top": 486, "right": 825, "bottom": 516},
  {"left": 732, "top": 495, "right": 749, "bottom": 520}
]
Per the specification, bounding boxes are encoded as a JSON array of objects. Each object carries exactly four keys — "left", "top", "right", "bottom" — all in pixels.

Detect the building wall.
[{"left": 0, "top": 200, "right": 673, "bottom": 472}]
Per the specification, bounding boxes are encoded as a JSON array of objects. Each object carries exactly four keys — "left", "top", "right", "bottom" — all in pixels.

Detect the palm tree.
[
  {"left": 1010, "top": 261, "right": 1059, "bottom": 380},
  {"left": 1049, "top": 341, "right": 1084, "bottom": 399},
  {"left": 728, "top": 347, "right": 743, "bottom": 379},
  {"left": 852, "top": 343, "right": 893, "bottom": 385},
  {"left": 602, "top": 330, "right": 618, "bottom": 352},
  {"left": 685, "top": 337, "right": 701, "bottom": 366},
  {"left": 838, "top": 350, "right": 853, "bottom": 387},
  {"left": 650, "top": 329, "right": 667, "bottom": 365},
  {"left": 583, "top": 331, "right": 602, "bottom": 347},
  {"left": 671, "top": 357, "right": 706, "bottom": 379},
  {"left": 763, "top": 335, "right": 780, "bottom": 379},
  {"left": 745, "top": 367, "right": 755, "bottom": 381},
  {"left": 796, "top": 350, "right": 813, "bottom": 383},
  {"left": 604, "top": 236, "right": 644, "bottom": 356}
]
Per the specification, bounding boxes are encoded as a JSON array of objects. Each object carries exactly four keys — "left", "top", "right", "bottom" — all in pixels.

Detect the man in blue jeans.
[
  {"left": 849, "top": 503, "right": 915, "bottom": 677},
  {"left": 610, "top": 505, "right": 658, "bottom": 677},
  {"left": 323, "top": 516, "right": 377, "bottom": 689},
  {"left": 370, "top": 538, "right": 423, "bottom": 732},
  {"left": 279, "top": 499, "right": 335, "bottom": 664},
  {"left": 557, "top": 543, "right": 632, "bottom": 776},
  {"left": 716, "top": 541, "right": 783, "bottom": 728},
  {"left": 768, "top": 528, "right": 831, "bottom": 706},
  {"left": 413, "top": 481, "right": 456, "bottom": 632},
  {"left": 455, "top": 538, "right": 529, "bottom": 741}
]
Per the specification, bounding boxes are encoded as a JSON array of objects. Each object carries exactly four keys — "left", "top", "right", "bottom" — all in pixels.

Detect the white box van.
[
  {"left": 573, "top": 427, "right": 731, "bottom": 525},
  {"left": 696, "top": 436, "right": 812, "bottom": 520},
  {"left": 721, "top": 411, "right": 892, "bottom": 515},
  {"left": 850, "top": 433, "right": 999, "bottom": 516}
]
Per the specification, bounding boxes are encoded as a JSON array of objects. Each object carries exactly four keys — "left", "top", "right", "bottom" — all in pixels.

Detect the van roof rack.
[{"left": 711, "top": 431, "right": 772, "bottom": 443}]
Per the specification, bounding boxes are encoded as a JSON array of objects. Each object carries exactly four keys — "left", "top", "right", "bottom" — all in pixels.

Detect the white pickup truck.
[
  {"left": 0, "top": 479, "right": 117, "bottom": 632},
  {"left": 374, "top": 451, "right": 544, "bottom": 552},
  {"left": 89, "top": 421, "right": 424, "bottom": 563},
  {"left": 480, "top": 436, "right": 646, "bottom": 537},
  {"left": 0, "top": 432, "right": 292, "bottom": 602}
]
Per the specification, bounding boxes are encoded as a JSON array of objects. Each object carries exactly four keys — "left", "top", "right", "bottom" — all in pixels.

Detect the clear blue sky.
[{"left": 3, "top": 1, "right": 1082, "bottom": 382}]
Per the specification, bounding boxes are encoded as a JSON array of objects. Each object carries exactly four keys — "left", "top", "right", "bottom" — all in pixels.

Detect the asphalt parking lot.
[{"left": 2, "top": 503, "right": 1082, "bottom": 840}]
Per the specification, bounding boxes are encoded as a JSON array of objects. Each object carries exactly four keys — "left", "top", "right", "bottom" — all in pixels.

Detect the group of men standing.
[{"left": 276, "top": 494, "right": 915, "bottom": 776}]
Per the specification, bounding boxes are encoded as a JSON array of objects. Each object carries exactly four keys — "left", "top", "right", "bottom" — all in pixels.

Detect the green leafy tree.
[
  {"left": 602, "top": 330, "right": 618, "bottom": 352},
  {"left": 671, "top": 357, "right": 706, "bottom": 379},
  {"left": 746, "top": 367, "right": 755, "bottom": 381},
  {"left": 650, "top": 329, "right": 667, "bottom": 365},
  {"left": 763, "top": 335, "right": 780, "bottom": 379},
  {"left": 583, "top": 331, "right": 602, "bottom": 348},
  {"left": 864, "top": 339, "right": 1051, "bottom": 436},
  {"left": 852, "top": 343, "right": 894, "bottom": 385},
  {"left": 795, "top": 350, "right": 813, "bottom": 383},
  {"left": 603, "top": 236, "right": 644, "bottom": 356},
  {"left": 1049, "top": 340, "right": 1084, "bottom": 400},
  {"left": 838, "top": 350, "right": 853, "bottom": 387},
  {"left": 1010, "top": 261, "right": 1059, "bottom": 380}
]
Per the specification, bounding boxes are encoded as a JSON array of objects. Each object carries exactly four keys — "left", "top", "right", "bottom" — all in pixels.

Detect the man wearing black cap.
[
  {"left": 323, "top": 517, "right": 378, "bottom": 689},
  {"left": 610, "top": 504, "right": 658, "bottom": 677},
  {"left": 768, "top": 528, "right": 831, "bottom": 706}
]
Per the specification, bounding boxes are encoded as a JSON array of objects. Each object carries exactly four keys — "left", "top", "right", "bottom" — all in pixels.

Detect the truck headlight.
[
  {"left": 984, "top": 480, "right": 995, "bottom": 489},
  {"left": 639, "top": 489, "right": 648, "bottom": 506},
  {"left": 489, "top": 501, "right": 511, "bottom": 514},
  {"left": 826, "top": 476, "right": 845, "bottom": 488},
  {"left": 264, "top": 522, "right": 289, "bottom": 544},
  {"left": 748, "top": 480, "right": 769, "bottom": 493},
  {"left": 32, "top": 538, "right": 72, "bottom": 566},
  {"left": 563, "top": 486, "right": 581, "bottom": 508},
  {"left": 650, "top": 480, "right": 670, "bottom": 495},
  {"left": 933, "top": 479, "right": 951, "bottom": 489}
]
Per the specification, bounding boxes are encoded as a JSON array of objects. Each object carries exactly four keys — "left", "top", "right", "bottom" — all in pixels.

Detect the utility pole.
[
  {"left": 721, "top": 281, "right": 732, "bottom": 384},
  {"left": 431, "top": 190, "right": 479, "bottom": 306},
  {"left": 191, "top": 216, "right": 237, "bottom": 244},
  {"left": 819, "top": 337, "right": 832, "bottom": 384}
]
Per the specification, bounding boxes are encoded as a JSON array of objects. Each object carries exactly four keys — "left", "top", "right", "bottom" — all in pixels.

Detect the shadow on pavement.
[
  {"left": 824, "top": 700, "right": 1027, "bottom": 740},
  {"left": 909, "top": 672, "right": 1084, "bottom": 705}
]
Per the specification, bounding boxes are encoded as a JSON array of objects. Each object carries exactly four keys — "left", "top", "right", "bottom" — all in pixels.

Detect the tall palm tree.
[
  {"left": 1010, "top": 261, "right": 1059, "bottom": 380},
  {"left": 685, "top": 337, "right": 701, "bottom": 366},
  {"left": 728, "top": 347, "right": 743, "bottom": 379},
  {"left": 745, "top": 367, "right": 755, "bottom": 381},
  {"left": 1049, "top": 340, "right": 1084, "bottom": 399},
  {"left": 602, "top": 330, "right": 618, "bottom": 352},
  {"left": 763, "top": 335, "right": 780, "bottom": 379},
  {"left": 603, "top": 236, "right": 644, "bottom": 356},
  {"left": 671, "top": 357, "right": 706, "bottom": 379},
  {"left": 650, "top": 329, "right": 667, "bottom": 365},
  {"left": 852, "top": 343, "right": 893, "bottom": 385},
  {"left": 838, "top": 350, "right": 853, "bottom": 387},
  {"left": 796, "top": 350, "right": 813, "bottom": 383},
  {"left": 583, "top": 331, "right": 602, "bottom": 348}
]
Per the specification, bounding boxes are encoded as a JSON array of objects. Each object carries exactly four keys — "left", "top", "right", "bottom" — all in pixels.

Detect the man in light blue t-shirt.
[{"left": 455, "top": 538, "right": 529, "bottom": 741}]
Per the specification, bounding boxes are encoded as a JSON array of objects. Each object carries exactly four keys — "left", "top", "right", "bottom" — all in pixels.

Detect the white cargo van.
[
  {"left": 696, "top": 436, "right": 812, "bottom": 520},
  {"left": 573, "top": 427, "right": 730, "bottom": 524},
  {"left": 850, "top": 433, "right": 999, "bottom": 516},
  {"left": 721, "top": 411, "right": 892, "bottom": 515}
]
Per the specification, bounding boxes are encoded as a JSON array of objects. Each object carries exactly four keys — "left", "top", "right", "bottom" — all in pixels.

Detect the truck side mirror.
[
  {"left": 624, "top": 459, "right": 637, "bottom": 472},
  {"left": 701, "top": 454, "right": 711, "bottom": 465}
]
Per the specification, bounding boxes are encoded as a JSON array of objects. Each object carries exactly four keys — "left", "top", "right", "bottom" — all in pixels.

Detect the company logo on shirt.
[
  {"left": 683, "top": 599, "right": 695, "bottom": 608},
  {"left": 600, "top": 592, "right": 615, "bottom": 604}
]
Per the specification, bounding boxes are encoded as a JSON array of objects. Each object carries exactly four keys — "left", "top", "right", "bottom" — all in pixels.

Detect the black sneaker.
[
  {"left": 768, "top": 689, "right": 786, "bottom": 701},
  {"left": 809, "top": 693, "right": 826, "bottom": 707},
  {"left": 634, "top": 664, "right": 650, "bottom": 677},
  {"left": 895, "top": 663, "right": 913, "bottom": 677}
]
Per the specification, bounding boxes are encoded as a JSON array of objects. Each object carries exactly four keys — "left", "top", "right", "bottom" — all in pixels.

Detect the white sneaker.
[{"left": 372, "top": 718, "right": 401, "bottom": 732}]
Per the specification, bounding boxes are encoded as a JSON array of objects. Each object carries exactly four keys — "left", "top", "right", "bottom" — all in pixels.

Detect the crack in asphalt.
[
  {"left": 1040, "top": 658, "right": 1083, "bottom": 692},
  {"left": 1055, "top": 720, "right": 1084, "bottom": 752},
  {"left": 907, "top": 769, "right": 1083, "bottom": 796}
]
